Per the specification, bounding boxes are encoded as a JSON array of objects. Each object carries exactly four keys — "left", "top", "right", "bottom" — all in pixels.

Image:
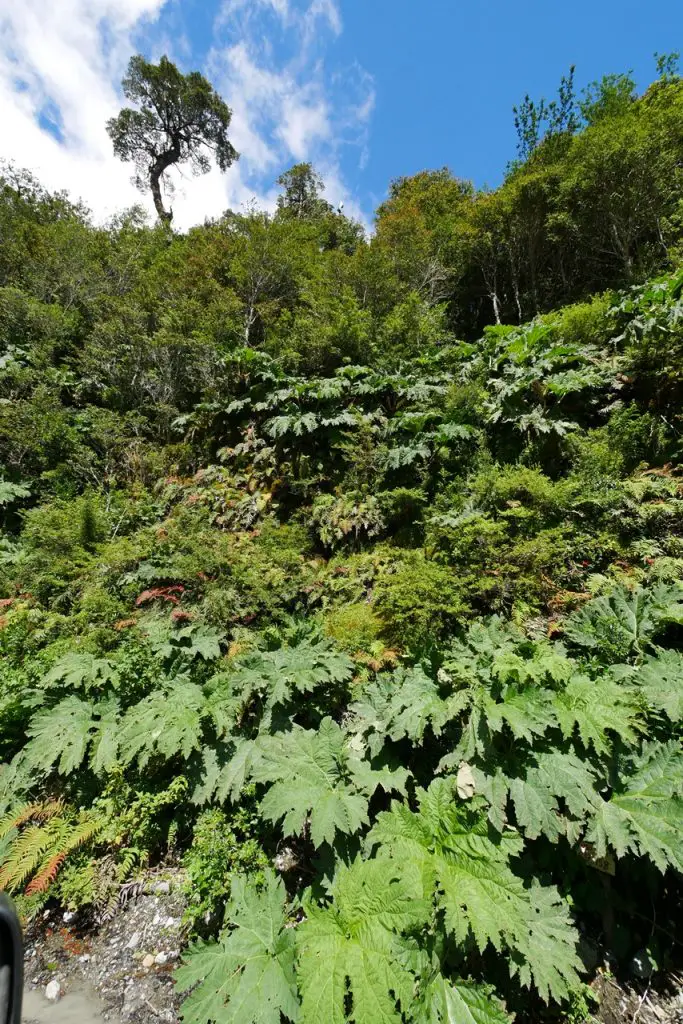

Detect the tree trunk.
[
  {"left": 491, "top": 289, "right": 502, "bottom": 325},
  {"left": 244, "top": 303, "right": 256, "bottom": 345},
  {"left": 149, "top": 146, "right": 180, "bottom": 225}
]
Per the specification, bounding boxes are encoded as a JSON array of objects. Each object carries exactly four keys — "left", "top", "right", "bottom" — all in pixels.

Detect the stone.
[
  {"left": 62, "top": 910, "right": 75, "bottom": 923},
  {"left": 165, "top": 916, "right": 177, "bottom": 929},
  {"left": 630, "top": 949, "right": 654, "bottom": 979},
  {"left": 155, "top": 952, "right": 167, "bottom": 965},
  {"left": 154, "top": 880, "right": 171, "bottom": 895},
  {"left": 142, "top": 954, "right": 155, "bottom": 969},
  {"left": 45, "top": 979, "right": 63, "bottom": 1002},
  {"left": 125, "top": 931, "right": 141, "bottom": 950}
]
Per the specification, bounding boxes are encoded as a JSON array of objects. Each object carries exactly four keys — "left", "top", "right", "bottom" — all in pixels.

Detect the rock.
[
  {"left": 45, "top": 979, "right": 63, "bottom": 1002},
  {"left": 142, "top": 954, "right": 155, "bottom": 969},
  {"left": 630, "top": 948, "right": 655, "bottom": 979},
  {"left": 154, "top": 880, "right": 171, "bottom": 895},
  {"left": 155, "top": 952, "right": 168, "bottom": 965},
  {"left": 63, "top": 910, "right": 75, "bottom": 923},
  {"left": 165, "top": 916, "right": 177, "bottom": 929},
  {"left": 125, "top": 931, "right": 141, "bottom": 950},
  {"left": 273, "top": 847, "right": 298, "bottom": 873}
]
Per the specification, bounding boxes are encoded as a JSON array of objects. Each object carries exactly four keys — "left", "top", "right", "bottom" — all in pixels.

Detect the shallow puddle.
[{"left": 22, "top": 984, "right": 120, "bottom": 1024}]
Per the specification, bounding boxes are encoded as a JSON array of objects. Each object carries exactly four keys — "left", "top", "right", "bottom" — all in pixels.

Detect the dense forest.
[{"left": 2, "top": 52, "right": 683, "bottom": 1024}]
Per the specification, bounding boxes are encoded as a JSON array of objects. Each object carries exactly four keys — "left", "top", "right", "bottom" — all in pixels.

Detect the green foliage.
[
  {"left": 182, "top": 806, "right": 268, "bottom": 930},
  {"left": 253, "top": 718, "right": 407, "bottom": 848},
  {"left": 119, "top": 681, "right": 206, "bottom": 767},
  {"left": 5, "top": 61, "right": 683, "bottom": 1024},
  {"left": 176, "top": 871, "right": 299, "bottom": 1024},
  {"left": 564, "top": 583, "right": 683, "bottom": 661},
  {"left": 375, "top": 552, "right": 467, "bottom": 650},
  {"left": 419, "top": 977, "right": 513, "bottom": 1024},
  {"left": 20, "top": 694, "right": 120, "bottom": 777},
  {"left": 323, "top": 602, "right": 384, "bottom": 656},
  {"left": 370, "top": 779, "right": 583, "bottom": 1002},
  {"left": 297, "top": 858, "right": 426, "bottom": 1024},
  {"left": 586, "top": 741, "right": 683, "bottom": 873}
]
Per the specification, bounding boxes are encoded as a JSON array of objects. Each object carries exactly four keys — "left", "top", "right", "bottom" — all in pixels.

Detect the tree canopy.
[{"left": 107, "top": 54, "right": 238, "bottom": 223}]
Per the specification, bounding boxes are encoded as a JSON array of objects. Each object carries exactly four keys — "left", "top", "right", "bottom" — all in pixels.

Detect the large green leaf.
[
  {"left": 585, "top": 741, "right": 683, "bottom": 872},
  {"left": 553, "top": 674, "right": 640, "bottom": 754},
  {"left": 253, "top": 719, "right": 371, "bottom": 848},
  {"left": 226, "top": 641, "right": 354, "bottom": 730},
  {"left": 564, "top": 584, "right": 683, "bottom": 660},
  {"left": 41, "top": 653, "right": 120, "bottom": 694},
  {"left": 297, "top": 858, "right": 427, "bottom": 1024},
  {"left": 370, "top": 779, "right": 582, "bottom": 1002},
  {"left": 119, "top": 680, "right": 206, "bottom": 767},
  {"left": 177, "top": 871, "right": 299, "bottom": 1024},
  {"left": 475, "top": 751, "right": 599, "bottom": 840},
  {"left": 420, "top": 975, "right": 512, "bottom": 1024},
  {"left": 631, "top": 649, "right": 683, "bottom": 722},
  {"left": 21, "top": 696, "right": 120, "bottom": 777}
]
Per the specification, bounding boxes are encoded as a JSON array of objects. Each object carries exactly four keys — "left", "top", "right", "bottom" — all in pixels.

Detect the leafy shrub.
[
  {"left": 375, "top": 551, "right": 468, "bottom": 649},
  {"left": 323, "top": 602, "right": 384, "bottom": 655},
  {"left": 181, "top": 805, "right": 268, "bottom": 931},
  {"left": 5, "top": 149, "right": 683, "bottom": 1024},
  {"left": 309, "top": 492, "right": 386, "bottom": 548}
]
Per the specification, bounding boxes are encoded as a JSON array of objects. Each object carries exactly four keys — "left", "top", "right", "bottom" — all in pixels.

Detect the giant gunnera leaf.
[{"left": 176, "top": 871, "right": 299, "bottom": 1024}]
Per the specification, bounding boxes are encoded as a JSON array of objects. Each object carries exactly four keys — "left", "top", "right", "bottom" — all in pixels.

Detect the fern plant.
[{"left": 0, "top": 800, "right": 104, "bottom": 898}]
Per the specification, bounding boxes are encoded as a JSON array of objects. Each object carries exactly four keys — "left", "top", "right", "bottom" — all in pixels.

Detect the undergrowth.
[{"left": 3, "top": 123, "right": 683, "bottom": 1022}]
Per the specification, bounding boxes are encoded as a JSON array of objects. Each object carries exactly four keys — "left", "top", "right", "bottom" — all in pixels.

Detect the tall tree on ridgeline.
[
  {"left": 107, "top": 54, "right": 238, "bottom": 225},
  {"left": 276, "top": 163, "right": 332, "bottom": 220}
]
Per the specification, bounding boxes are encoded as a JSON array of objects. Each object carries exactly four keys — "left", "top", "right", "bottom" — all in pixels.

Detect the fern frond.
[
  {"left": 0, "top": 800, "right": 59, "bottom": 840},
  {"left": 0, "top": 823, "right": 54, "bottom": 891},
  {"left": 25, "top": 851, "right": 68, "bottom": 895},
  {"left": 115, "top": 847, "right": 141, "bottom": 882},
  {"left": 0, "top": 807, "right": 104, "bottom": 896}
]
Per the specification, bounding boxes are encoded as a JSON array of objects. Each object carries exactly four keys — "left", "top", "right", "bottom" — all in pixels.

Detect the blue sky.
[{"left": 1, "top": 0, "right": 681, "bottom": 228}]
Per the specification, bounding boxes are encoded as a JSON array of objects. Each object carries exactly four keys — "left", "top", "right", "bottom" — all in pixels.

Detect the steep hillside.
[{"left": 2, "top": 64, "right": 683, "bottom": 1024}]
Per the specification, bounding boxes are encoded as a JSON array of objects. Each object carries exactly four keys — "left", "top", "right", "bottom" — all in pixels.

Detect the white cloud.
[
  {"left": 301, "top": 0, "right": 341, "bottom": 46},
  {"left": 0, "top": 0, "right": 164, "bottom": 218},
  {"left": 211, "top": 1, "right": 374, "bottom": 223},
  {"left": 279, "top": 96, "right": 330, "bottom": 159},
  {"left": 0, "top": 0, "right": 373, "bottom": 230},
  {"left": 218, "top": 42, "right": 331, "bottom": 164}
]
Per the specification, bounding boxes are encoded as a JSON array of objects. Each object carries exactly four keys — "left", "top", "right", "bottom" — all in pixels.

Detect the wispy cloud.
[
  {"left": 0, "top": 0, "right": 374, "bottom": 229},
  {"left": 0, "top": 0, "right": 166, "bottom": 217},
  {"left": 301, "top": 0, "right": 342, "bottom": 46},
  {"left": 211, "top": 0, "right": 374, "bottom": 219}
]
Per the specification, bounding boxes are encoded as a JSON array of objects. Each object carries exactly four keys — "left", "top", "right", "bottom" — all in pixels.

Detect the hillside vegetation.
[{"left": 2, "top": 59, "right": 683, "bottom": 1024}]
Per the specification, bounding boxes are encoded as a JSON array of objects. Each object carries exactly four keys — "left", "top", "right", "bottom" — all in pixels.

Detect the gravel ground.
[
  {"left": 594, "top": 972, "right": 683, "bottom": 1024},
  {"left": 22, "top": 872, "right": 186, "bottom": 1024}
]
